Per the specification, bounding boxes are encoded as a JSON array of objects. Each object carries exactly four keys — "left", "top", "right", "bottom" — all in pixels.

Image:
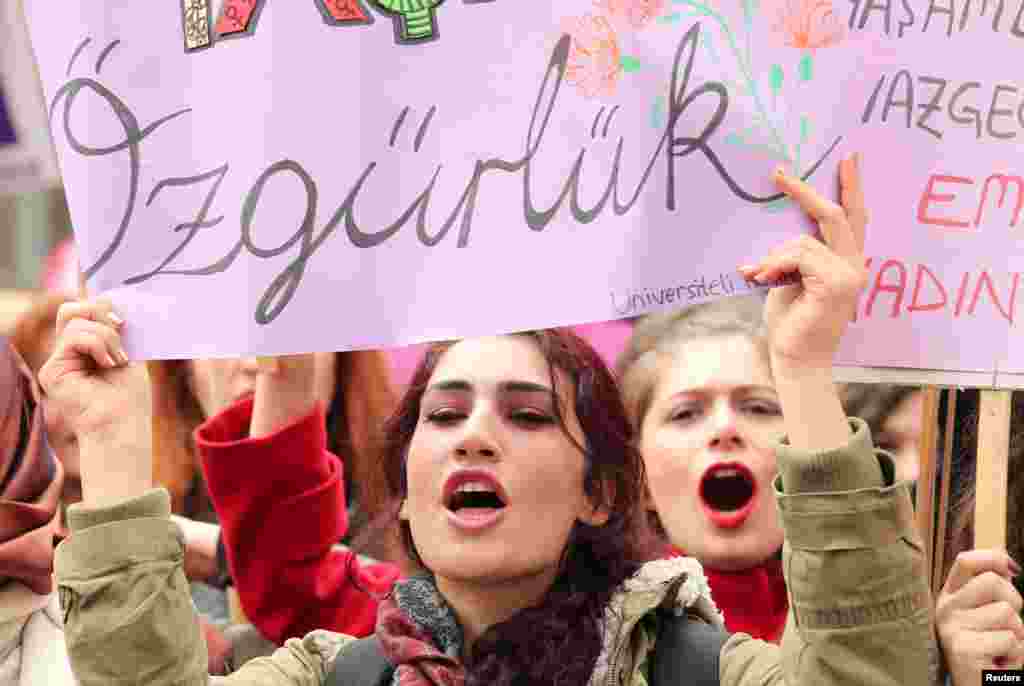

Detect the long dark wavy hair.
[{"left": 380, "top": 329, "right": 656, "bottom": 686}]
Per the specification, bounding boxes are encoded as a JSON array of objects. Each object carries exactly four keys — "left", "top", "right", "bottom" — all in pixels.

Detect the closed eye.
[
  {"left": 743, "top": 401, "right": 781, "bottom": 418},
  {"left": 425, "top": 409, "right": 465, "bottom": 424},
  {"left": 670, "top": 407, "right": 701, "bottom": 423},
  {"left": 510, "top": 410, "right": 554, "bottom": 426}
]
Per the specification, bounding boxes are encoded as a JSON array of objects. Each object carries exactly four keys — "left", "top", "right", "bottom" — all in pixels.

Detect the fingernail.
[
  {"left": 119, "top": 349, "right": 130, "bottom": 365},
  {"left": 1010, "top": 558, "right": 1022, "bottom": 576},
  {"left": 105, "top": 354, "right": 117, "bottom": 368},
  {"left": 754, "top": 272, "right": 770, "bottom": 283},
  {"left": 108, "top": 313, "right": 124, "bottom": 327},
  {"left": 738, "top": 264, "right": 756, "bottom": 273}
]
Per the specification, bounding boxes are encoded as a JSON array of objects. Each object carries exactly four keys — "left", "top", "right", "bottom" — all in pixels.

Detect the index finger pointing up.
[
  {"left": 839, "top": 154, "right": 867, "bottom": 254},
  {"left": 773, "top": 158, "right": 863, "bottom": 262}
]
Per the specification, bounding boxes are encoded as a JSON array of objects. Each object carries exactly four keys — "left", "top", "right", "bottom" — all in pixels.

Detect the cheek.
[
  {"left": 641, "top": 432, "right": 702, "bottom": 505},
  {"left": 744, "top": 418, "right": 785, "bottom": 445},
  {"left": 403, "top": 435, "right": 435, "bottom": 508},
  {"left": 737, "top": 424, "right": 782, "bottom": 479},
  {"left": 748, "top": 446, "right": 779, "bottom": 482}
]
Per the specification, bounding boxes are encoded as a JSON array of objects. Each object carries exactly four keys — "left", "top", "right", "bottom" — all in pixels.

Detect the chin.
[
  {"left": 678, "top": 523, "right": 782, "bottom": 572},
  {"left": 429, "top": 556, "right": 552, "bottom": 586}
]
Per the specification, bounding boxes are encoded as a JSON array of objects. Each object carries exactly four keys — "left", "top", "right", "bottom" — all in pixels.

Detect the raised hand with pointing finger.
[{"left": 740, "top": 155, "right": 871, "bottom": 456}]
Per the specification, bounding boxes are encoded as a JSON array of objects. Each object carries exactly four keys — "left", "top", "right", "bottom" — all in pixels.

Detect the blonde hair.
[{"left": 616, "top": 295, "right": 768, "bottom": 431}]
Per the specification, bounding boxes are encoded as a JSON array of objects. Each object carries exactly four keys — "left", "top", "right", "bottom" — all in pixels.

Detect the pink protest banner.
[
  {"left": 0, "top": 1, "right": 59, "bottom": 195},
  {"left": 20, "top": 0, "right": 1024, "bottom": 377}
]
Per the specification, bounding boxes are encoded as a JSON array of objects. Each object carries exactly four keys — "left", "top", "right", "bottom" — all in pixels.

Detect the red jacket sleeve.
[{"left": 195, "top": 395, "right": 401, "bottom": 644}]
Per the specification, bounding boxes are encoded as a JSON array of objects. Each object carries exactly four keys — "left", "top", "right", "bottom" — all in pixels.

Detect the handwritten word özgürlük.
[{"left": 50, "top": 25, "right": 839, "bottom": 326}]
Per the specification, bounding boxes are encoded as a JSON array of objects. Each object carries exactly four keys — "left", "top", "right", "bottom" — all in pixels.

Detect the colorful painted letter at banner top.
[
  {"left": 0, "top": 2, "right": 59, "bottom": 195},
  {"left": 19, "top": 0, "right": 1024, "bottom": 381}
]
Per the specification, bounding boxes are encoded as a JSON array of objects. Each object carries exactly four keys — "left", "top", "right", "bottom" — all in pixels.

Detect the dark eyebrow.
[
  {"left": 499, "top": 381, "right": 554, "bottom": 396},
  {"left": 426, "top": 380, "right": 472, "bottom": 394},
  {"left": 424, "top": 379, "right": 555, "bottom": 396}
]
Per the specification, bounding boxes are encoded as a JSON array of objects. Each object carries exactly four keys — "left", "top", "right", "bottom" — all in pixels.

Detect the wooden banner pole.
[
  {"left": 916, "top": 387, "right": 941, "bottom": 583},
  {"left": 931, "top": 389, "right": 957, "bottom": 594},
  {"left": 974, "top": 390, "right": 1012, "bottom": 549}
]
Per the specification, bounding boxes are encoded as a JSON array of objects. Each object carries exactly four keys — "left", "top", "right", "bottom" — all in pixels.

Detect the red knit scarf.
[{"left": 668, "top": 547, "right": 788, "bottom": 643}]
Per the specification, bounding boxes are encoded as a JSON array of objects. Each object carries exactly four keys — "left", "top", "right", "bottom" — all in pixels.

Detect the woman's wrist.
[
  {"left": 172, "top": 515, "right": 223, "bottom": 583},
  {"left": 78, "top": 422, "right": 153, "bottom": 507},
  {"left": 771, "top": 359, "right": 851, "bottom": 453},
  {"left": 250, "top": 357, "right": 318, "bottom": 439}
]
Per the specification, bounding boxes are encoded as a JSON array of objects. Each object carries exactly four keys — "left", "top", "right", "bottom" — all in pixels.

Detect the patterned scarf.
[{"left": 376, "top": 574, "right": 466, "bottom": 686}]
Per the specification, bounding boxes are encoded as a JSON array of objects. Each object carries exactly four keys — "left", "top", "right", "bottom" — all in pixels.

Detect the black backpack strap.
[
  {"left": 326, "top": 636, "right": 394, "bottom": 686},
  {"left": 649, "top": 613, "right": 729, "bottom": 686}
]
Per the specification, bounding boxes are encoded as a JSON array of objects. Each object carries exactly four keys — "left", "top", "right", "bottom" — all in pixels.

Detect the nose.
[
  {"left": 708, "top": 403, "right": 744, "bottom": 451},
  {"left": 453, "top": 409, "right": 500, "bottom": 461}
]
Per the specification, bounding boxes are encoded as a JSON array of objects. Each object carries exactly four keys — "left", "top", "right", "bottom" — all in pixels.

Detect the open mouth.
[
  {"left": 699, "top": 462, "right": 757, "bottom": 529},
  {"left": 443, "top": 470, "right": 508, "bottom": 531},
  {"left": 446, "top": 483, "right": 507, "bottom": 513}
]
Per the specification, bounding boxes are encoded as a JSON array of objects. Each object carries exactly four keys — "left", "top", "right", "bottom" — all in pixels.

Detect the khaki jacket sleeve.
[
  {"left": 719, "top": 418, "right": 935, "bottom": 686},
  {"left": 55, "top": 488, "right": 350, "bottom": 686}
]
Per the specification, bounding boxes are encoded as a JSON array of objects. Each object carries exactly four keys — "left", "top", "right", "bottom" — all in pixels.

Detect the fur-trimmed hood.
[{"left": 590, "top": 556, "right": 723, "bottom": 686}]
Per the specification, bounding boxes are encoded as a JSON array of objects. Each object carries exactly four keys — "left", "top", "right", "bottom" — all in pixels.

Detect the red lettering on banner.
[
  {"left": 975, "top": 174, "right": 1024, "bottom": 228},
  {"left": 908, "top": 264, "right": 947, "bottom": 312},
  {"left": 917, "top": 174, "right": 974, "bottom": 229},
  {"left": 968, "top": 270, "right": 1021, "bottom": 323},
  {"left": 852, "top": 257, "right": 874, "bottom": 323},
  {"left": 865, "top": 259, "right": 907, "bottom": 318},
  {"left": 857, "top": 259, "right": 1024, "bottom": 326}
]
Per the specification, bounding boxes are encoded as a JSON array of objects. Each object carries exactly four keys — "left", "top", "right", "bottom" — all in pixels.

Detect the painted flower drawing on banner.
[
  {"left": 768, "top": 0, "right": 845, "bottom": 50},
  {"left": 594, "top": 0, "right": 668, "bottom": 30},
  {"left": 557, "top": 0, "right": 843, "bottom": 195},
  {"left": 563, "top": 13, "right": 622, "bottom": 99}
]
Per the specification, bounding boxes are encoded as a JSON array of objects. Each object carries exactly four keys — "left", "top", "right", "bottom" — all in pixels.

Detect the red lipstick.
[
  {"left": 699, "top": 461, "right": 758, "bottom": 530},
  {"left": 442, "top": 469, "right": 509, "bottom": 533}
]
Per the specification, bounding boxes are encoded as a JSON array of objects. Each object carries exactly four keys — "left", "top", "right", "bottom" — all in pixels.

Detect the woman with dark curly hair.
[{"left": 40, "top": 157, "right": 932, "bottom": 685}]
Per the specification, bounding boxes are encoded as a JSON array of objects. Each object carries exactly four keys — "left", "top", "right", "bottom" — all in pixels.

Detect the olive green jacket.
[{"left": 54, "top": 418, "right": 935, "bottom": 686}]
